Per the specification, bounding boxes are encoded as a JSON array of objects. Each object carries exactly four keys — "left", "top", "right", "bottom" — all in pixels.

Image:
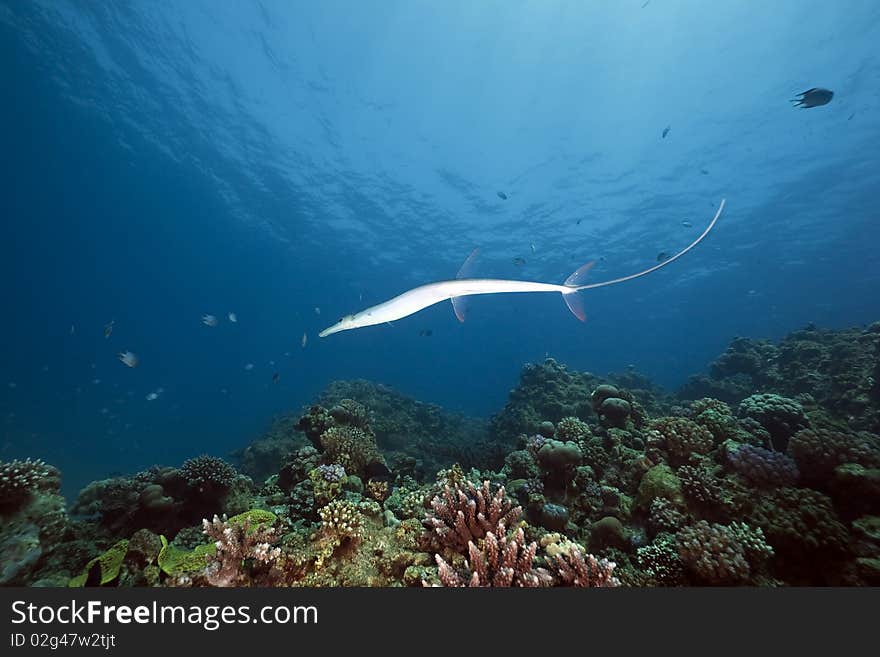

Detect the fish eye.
[{"left": 338, "top": 317, "right": 344, "bottom": 322}]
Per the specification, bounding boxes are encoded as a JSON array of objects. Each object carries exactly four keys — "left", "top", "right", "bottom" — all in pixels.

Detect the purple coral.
[
  {"left": 315, "top": 463, "right": 346, "bottom": 482},
  {"left": 424, "top": 480, "right": 521, "bottom": 552},
  {"left": 434, "top": 526, "right": 552, "bottom": 587},
  {"left": 727, "top": 444, "right": 799, "bottom": 488}
]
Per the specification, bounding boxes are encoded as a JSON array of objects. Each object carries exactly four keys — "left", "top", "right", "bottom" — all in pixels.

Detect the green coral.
[
  {"left": 637, "top": 464, "right": 684, "bottom": 510},
  {"left": 68, "top": 539, "right": 129, "bottom": 587}
]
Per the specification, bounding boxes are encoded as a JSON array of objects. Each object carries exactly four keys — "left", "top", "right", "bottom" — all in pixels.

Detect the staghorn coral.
[
  {"left": 423, "top": 480, "right": 520, "bottom": 553},
  {"left": 648, "top": 417, "right": 715, "bottom": 465},
  {"left": 434, "top": 526, "right": 552, "bottom": 587}
]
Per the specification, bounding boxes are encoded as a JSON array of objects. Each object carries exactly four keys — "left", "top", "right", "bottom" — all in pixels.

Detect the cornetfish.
[{"left": 319, "top": 199, "right": 725, "bottom": 338}]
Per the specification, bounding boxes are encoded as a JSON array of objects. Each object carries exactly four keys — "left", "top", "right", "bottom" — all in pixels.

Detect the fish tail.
[{"left": 561, "top": 261, "right": 595, "bottom": 322}]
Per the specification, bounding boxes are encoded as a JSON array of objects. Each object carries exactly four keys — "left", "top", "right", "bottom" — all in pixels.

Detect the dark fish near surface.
[
  {"left": 656, "top": 251, "right": 671, "bottom": 262},
  {"left": 576, "top": 218, "right": 582, "bottom": 225},
  {"left": 700, "top": 169, "right": 709, "bottom": 175},
  {"left": 272, "top": 372, "right": 280, "bottom": 384},
  {"left": 419, "top": 329, "right": 433, "bottom": 337},
  {"left": 790, "top": 87, "right": 833, "bottom": 108},
  {"left": 512, "top": 257, "right": 526, "bottom": 266},
  {"left": 497, "top": 191, "right": 508, "bottom": 200},
  {"left": 662, "top": 125, "right": 671, "bottom": 138}
]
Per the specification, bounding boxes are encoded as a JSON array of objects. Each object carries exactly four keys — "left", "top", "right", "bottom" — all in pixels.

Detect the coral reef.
[{"left": 5, "top": 322, "right": 880, "bottom": 588}]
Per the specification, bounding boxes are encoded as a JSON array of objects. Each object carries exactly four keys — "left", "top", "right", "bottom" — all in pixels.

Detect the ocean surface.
[{"left": 1, "top": 1, "right": 879, "bottom": 498}]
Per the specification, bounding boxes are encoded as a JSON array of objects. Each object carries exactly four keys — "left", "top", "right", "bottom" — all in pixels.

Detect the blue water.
[{"left": 2, "top": 1, "right": 879, "bottom": 498}]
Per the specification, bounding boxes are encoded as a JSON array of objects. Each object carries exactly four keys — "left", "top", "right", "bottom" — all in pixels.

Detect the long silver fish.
[{"left": 319, "top": 200, "right": 725, "bottom": 338}]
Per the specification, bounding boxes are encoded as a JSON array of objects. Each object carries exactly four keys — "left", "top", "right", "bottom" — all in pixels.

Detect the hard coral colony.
[{"left": 2, "top": 323, "right": 880, "bottom": 587}]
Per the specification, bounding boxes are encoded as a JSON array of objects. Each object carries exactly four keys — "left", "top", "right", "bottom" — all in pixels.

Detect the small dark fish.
[
  {"left": 272, "top": 372, "right": 280, "bottom": 384},
  {"left": 419, "top": 329, "right": 433, "bottom": 337},
  {"left": 497, "top": 191, "right": 508, "bottom": 200},
  {"left": 512, "top": 257, "right": 526, "bottom": 266},
  {"left": 576, "top": 218, "right": 582, "bottom": 225},
  {"left": 847, "top": 112, "right": 855, "bottom": 121},
  {"left": 104, "top": 320, "right": 115, "bottom": 339},
  {"left": 661, "top": 125, "right": 671, "bottom": 138},
  {"left": 656, "top": 251, "right": 671, "bottom": 262},
  {"left": 641, "top": 0, "right": 650, "bottom": 7},
  {"left": 790, "top": 87, "right": 833, "bottom": 108},
  {"left": 700, "top": 169, "right": 709, "bottom": 175}
]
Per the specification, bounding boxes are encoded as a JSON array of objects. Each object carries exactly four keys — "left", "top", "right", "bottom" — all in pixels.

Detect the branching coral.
[
  {"left": 676, "top": 520, "right": 772, "bottom": 585},
  {"left": 678, "top": 463, "right": 728, "bottom": 510},
  {"left": 434, "top": 526, "right": 552, "bottom": 587},
  {"left": 201, "top": 514, "right": 281, "bottom": 587},
  {"left": 637, "top": 534, "right": 685, "bottom": 585},
  {"left": 423, "top": 480, "right": 520, "bottom": 552},
  {"left": 318, "top": 426, "right": 382, "bottom": 478},
  {"left": 181, "top": 456, "right": 237, "bottom": 494},
  {"left": 555, "top": 416, "right": 592, "bottom": 443},
  {"left": 314, "top": 499, "right": 366, "bottom": 569},
  {"left": 543, "top": 538, "right": 620, "bottom": 587}
]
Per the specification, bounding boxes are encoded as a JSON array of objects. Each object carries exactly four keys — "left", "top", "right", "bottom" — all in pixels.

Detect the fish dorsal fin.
[
  {"left": 452, "top": 248, "right": 479, "bottom": 322},
  {"left": 564, "top": 260, "right": 595, "bottom": 287}
]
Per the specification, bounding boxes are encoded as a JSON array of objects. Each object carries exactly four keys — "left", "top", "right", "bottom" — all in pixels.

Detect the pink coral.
[
  {"left": 424, "top": 480, "right": 521, "bottom": 552},
  {"left": 434, "top": 526, "right": 552, "bottom": 587}
]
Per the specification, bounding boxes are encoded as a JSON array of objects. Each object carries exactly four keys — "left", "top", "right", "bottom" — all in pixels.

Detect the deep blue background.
[{"left": 1, "top": 1, "right": 878, "bottom": 497}]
